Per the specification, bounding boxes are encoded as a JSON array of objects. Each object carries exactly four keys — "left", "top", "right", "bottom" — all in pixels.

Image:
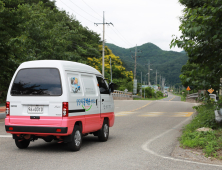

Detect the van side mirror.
[{"left": 109, "top": 83, "right": 114, "bottom": 93}]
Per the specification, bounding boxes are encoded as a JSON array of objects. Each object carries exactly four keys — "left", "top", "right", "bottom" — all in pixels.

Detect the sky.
[{"left": 55, "top": 0, "right": 184, "bottom": 52}]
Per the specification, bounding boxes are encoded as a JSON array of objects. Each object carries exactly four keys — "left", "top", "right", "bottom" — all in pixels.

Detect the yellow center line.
[
  {"left": 169, "top": 97, "right": 175, "bottom": 101},
  {"left": 129, "top": 102, "right": 152, "bottom": 112},
  {"left": 115, "top": 102, "right": 153, "bottom": 117}
]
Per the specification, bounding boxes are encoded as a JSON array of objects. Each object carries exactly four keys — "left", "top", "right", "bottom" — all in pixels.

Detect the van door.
[
  {"left": 9, "top": 68, "right": 63, "bottom": 126},
  {"left": 96, "top": 77, "right": 114, "bottom": 116},
  {"left": 81, "top": 74, "right": 101, "bottom": 132}
]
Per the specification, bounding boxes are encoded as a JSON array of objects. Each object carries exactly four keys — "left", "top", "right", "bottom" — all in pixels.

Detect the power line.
[
  {"left": 109, "top": 27, "right": 133, "bottom": 47},
  {"left": 80, "top": 0, "right": 134, "bottom": 48},
  {"left": 81, "top": 0, "right": 103, "bottom": 19},
  {"left": 94, "top": 11, "right": 113, "bottom": 77},
  {"left": 68, "top": 0, "right": 101, "bottom": 21},
  {"left": 59, "top": 0, "right": 94, "bottom": 23},
  {"left": 96, "top": 26, "right": 119, "bottom": 45},
  {"left": 59, "top": 1, "right": 134, "bottom": 50}
]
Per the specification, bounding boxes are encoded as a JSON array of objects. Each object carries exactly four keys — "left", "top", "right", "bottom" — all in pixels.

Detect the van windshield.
[{"left": 11, "top": 68, "right": 62, "bottom": 96}]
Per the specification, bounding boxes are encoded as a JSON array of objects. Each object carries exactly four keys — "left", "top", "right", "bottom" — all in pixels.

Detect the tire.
[
  {"left": 68, "top": 125, "right": 82, "bottom": 151},
  {"left": 15, "top": 138, "right": 30, "bottom": 149},
  {"left": 98, "top": 119, "right": 109, "bottom": 142}
]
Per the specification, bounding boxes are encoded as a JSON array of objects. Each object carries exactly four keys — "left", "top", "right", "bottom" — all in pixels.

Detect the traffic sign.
[
  {"left": 208, "top": 88, "right": 214, "bottom": 94},
  {"left": 186, "top": 86, "right": 191, "bottom": 91}
]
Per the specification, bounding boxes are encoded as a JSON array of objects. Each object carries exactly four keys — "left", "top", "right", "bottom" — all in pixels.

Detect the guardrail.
[
  {"left": 186, "top": 93, "right": 198, "bottom": 98},
  {"left": 112, "top": 90, "right": 132, "bottom": 98},
  {"left": 186, "top": 92, "right": 199, "bottom": 103}
]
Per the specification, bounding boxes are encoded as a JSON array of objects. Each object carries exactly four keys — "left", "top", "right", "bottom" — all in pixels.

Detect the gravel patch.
[{"left": 171, "top": 141, "right": 222, "bottom": 165}]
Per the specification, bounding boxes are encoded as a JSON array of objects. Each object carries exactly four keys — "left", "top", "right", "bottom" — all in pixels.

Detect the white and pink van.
[{"left": 5, "top": 60, "right": 115, "bottom": 151}]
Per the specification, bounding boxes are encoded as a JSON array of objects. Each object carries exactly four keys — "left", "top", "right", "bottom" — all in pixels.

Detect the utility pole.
[
  {"left": 156, "top": 70, "right": 157, "bottom": 85},
  {"left": 148, "top": 60, "right": 150, "bottom": 86},
  {"left": 110, "top": 57, "right": 112, "bottom": 82},
  {"left": 162, "top": 78, "right": 165, "bottom": 93},
  {"left": 94, "top": 11, "right": 113, "bottom": 77},
  {"left": 144, "top": 60, "right": 152, "bottom": 86},
  {"left": 131, "top": 45, "right": 142, "bottom": 94},
  {"left": 141, "top": 72, "right": 142, "bottom": 97}
]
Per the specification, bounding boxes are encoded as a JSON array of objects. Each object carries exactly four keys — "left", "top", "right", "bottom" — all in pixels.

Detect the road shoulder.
[{"left": 171, "top": 140, "right": 222, "bottom": 165}]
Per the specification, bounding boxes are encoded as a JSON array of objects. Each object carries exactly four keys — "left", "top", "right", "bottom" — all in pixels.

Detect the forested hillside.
[
  {"left": 0, "top": 0, "right": 132, "bottom": 101},
  {"left": 106, "top": 43, "right": 188, "bottom": 86}
]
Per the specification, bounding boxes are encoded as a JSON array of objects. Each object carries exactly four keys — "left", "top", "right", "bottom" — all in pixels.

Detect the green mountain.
[{"left": 106, "top": 43, "right": 188, "bottom": 86}]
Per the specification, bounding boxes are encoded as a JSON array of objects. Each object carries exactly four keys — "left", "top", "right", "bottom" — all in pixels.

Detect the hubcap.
[
  {"left": 104, "top": 124, "right": 109, "bottom": 138},
  {"left": 74, "top": 130, "right": 81, "bottom": 146}
]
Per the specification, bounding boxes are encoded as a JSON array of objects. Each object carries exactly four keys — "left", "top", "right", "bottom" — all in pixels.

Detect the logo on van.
[
  {"left": 71, "top": 77, "right": 80, "bottom": 93},
  {"left": 76, "top": 98, "right": 96, "bottom": 111}
]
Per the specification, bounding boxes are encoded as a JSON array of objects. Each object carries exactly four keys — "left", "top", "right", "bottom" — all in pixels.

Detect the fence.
[{"left": 111, "top": 90, "right": 133, "bottom": 100}]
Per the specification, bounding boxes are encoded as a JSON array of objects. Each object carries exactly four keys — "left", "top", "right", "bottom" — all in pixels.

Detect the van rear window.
[{"left": 11, "top": 68, "right": 62, "bottom": 96}]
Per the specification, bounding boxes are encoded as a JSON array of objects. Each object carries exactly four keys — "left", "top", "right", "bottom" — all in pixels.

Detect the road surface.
[{"left": 0, "top": 93, "right": 221, "bottom": 169}]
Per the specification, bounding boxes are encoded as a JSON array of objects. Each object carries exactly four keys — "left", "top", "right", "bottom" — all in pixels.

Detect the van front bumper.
[{"left": 5, "top": 125, "right": 67, "bottom": 134}]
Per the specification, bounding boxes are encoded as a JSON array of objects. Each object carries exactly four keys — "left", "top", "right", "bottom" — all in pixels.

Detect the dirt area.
[{"left": 171, "top": 141, "right": 222, "bottom": 165}]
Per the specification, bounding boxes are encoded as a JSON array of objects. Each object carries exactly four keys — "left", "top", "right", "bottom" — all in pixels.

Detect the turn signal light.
[{"left": 62, "top": 102, "right": 69, "bottom": 117}]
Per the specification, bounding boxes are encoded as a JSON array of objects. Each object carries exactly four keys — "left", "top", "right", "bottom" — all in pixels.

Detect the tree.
[
  {"left": 87, "top": 46, "right": 133, "bottom": 91},
  {"left": 0, "top": 0, "right": 101, "bottom": 102},
  {"left": 180, "top": 61, "right": 219, "bottom": 91},
  {"left": 171, "top": 0, "right": 222, "bottom": 86}
]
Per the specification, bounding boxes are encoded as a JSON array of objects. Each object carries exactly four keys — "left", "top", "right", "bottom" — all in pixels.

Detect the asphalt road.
[
  {"left": 0, "top": 113, "right": 5, "bottom": 119},
  {"left": 0, "top": 94, "right": 221, "bottom": 170}
]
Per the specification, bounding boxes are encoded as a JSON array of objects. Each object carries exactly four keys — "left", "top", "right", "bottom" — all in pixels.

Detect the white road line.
[
  {"left": 141, "top": 114, "right": 222, "bottom": 168},
  {"left": 0, "top": 135, "right": 12, "bottom": 138}
]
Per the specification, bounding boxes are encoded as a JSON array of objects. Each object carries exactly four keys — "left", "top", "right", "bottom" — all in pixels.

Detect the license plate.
[{"left": 27, "top": 106, "right": 44, "bottom": 114}]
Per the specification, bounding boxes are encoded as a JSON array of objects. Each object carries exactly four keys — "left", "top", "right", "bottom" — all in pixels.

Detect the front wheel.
[
  {"left": 98, "top": 119, "right": 109, "bottom": 142},
  {"left": 68, "top": 125, "right": 82, "bottom": 151},
  {"left": 15, "top": 139, "right": 30, "bottom": 149}
]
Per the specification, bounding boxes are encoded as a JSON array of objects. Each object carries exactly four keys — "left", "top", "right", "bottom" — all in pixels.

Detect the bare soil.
[{"left": 171, "top": 141, "right": 222, "bottom": 165}]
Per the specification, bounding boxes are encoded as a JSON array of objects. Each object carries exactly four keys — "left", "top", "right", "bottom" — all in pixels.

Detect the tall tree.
[
  {"left": 171, "top": 0, "right": 222, "bottom": 86},
  {"left": 0, "top": 0, "right": 101, "bottom": 102}
]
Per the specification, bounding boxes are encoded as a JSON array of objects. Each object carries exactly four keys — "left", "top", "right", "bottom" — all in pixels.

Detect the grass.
[
  {"left": 180, "top": 103, "right": 222, "bottom": 158},
  {"left": 172, "top": 93, "right": 186, "bottom": 101},
  {"left": 0, "top": 103, "right": 5, "bottom": 107},
  {"left": 133, "top": 96, "right": 167, "bottom": 100}
]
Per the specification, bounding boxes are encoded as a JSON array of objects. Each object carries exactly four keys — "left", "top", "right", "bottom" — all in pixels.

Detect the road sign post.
[{"left": 186, "top": 86, "right": 191, "bottom": 94}]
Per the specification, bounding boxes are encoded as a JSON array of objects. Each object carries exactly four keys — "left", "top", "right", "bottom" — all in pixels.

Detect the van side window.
[
  {"left": 96, "top": 77, "right": 109, "bottom": 94},
  {"left": 82, "top": 75, "right": 96, "bottom": 95}
]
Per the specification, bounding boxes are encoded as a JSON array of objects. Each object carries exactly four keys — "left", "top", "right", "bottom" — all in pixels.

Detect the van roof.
[{"left": 19, "top": 60, "right": 102, "bottom": 75}]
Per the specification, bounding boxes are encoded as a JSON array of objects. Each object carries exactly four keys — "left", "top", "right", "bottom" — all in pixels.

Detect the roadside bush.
[
  {"left": 156, "top": 91, "right": 163, "bottom": 97},
  {"left": 145, "top": 87, "right": 154, "bottom": 98},
  {"left": 180, "top": 103, "right": 222, "bottom": 157},
  {"left": 187, "top": 104, "right": 219, "bottom": 131}
]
